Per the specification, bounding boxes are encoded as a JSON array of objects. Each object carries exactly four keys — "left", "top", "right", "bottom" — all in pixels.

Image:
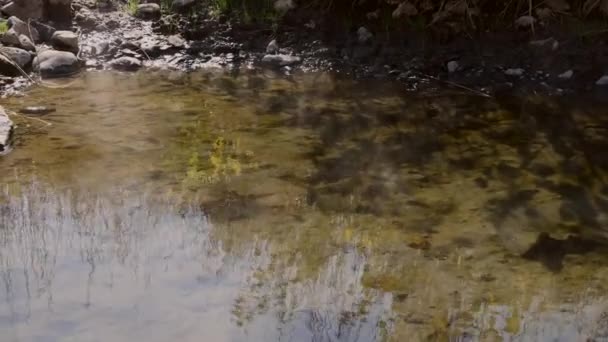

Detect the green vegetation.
[
  {"left": 125, "top": 0, "right": 139, "bottom": 15},
  {"left": 212, "top": 0, "right": 279, "bottom": 23},
  {"left": 0, "top": 20, "right": 8, "bottom": 35},
  {"left": 208, "top": 0, "right": 608, "bottom": 30}
]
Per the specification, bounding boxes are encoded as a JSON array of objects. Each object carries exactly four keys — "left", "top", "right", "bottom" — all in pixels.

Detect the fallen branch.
[
  {"left": 0, "top": 51, "right": 37, "bottom": 84},
  {"left": 420, "top": 73, "right": 492, "bottom": 98}
]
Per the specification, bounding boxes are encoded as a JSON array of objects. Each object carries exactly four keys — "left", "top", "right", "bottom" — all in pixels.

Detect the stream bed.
[{"left": 1, "top": 70, "right": 608, "bottom": 341}]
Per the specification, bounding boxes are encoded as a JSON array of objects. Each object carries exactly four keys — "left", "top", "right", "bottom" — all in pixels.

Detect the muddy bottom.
[{"left": 1, "top": 70, "right": 608, "bottom": 341}]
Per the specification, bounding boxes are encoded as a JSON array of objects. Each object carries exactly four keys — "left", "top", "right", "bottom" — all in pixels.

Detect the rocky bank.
[{"left": 0, "top": 0, "right": 607, "bottom": 98}]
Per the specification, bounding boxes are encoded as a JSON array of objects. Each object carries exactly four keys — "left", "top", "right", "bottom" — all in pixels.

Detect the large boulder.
[
  {"left": 0, "top": 106, "right": 12, "bottom": 153},
  {"left": 33, "top": 49, "right": 80, "bottom": 77},
  {"left": 135, "top": 3, "right": 161, "bottom": 20},
  {"left": 5, "top": 16, "right": 40, "bottom": 42},
  {"left": 51, "top": 30, "right": 78, "bottom": 53}
]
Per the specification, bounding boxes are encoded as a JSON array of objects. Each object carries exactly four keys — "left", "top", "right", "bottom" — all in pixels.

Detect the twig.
[
  {"left": 0, "top": 51, "right": 37, "bottom": 84},
  {"left": 421, "top": 73, "right": 492, "bottom": 98},
  {"left": 6, "top": 110, "right": 52, "bottom": 127},
  {"left": 138, "top": 45, "right": 152, "bottom": 60}
]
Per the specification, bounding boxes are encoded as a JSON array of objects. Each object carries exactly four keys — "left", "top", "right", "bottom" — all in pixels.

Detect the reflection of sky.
[{"left": 0, "top": 188, "right": 391, "bottom": 342}]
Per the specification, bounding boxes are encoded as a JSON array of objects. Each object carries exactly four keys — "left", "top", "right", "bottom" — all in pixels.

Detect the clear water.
[{"left": 1, "top": 70, "right": 608, "bottom": 341}]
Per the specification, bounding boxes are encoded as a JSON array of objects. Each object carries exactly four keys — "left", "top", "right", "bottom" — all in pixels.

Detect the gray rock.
[
  {"left": 167, "top": 34, "right": 185, "bottom": 48},
  {"left": 447, "top": 60, "right": 459, "bottom": 73},
  {"left": 266, "top": 39, "right": 278, "bottom": 54},
  {"left": 51, "top": 30, "right": 79, "bottom": 52},
  {"left": 110, "top": 56, "right": 142, "bottom": 71},
  {"left": 18, "top": 34, "right": 35, "bottom": 51},
  {"left": 30, "top": 21, "right": 56, "bottom": 42},
  {"left": 8, "top": 16, "right": 39, "bottom": 42},
  {"left": 0, "top": 28, "right": 20, "bottom": 46},
  {"left": 75, "top": 8, "right": 99, "bottom": 29},
  {"left": 596, "top": 75, "right": 608, "bottom": 86},
  {"left": 33, "top": 49, "right": 80, "bottom": 77},
  {"left": 357, "top": 26, "right": 373, "bottom": 43},
  {"left": 504, "top": 68, "right": 525, "bottom": 76},
  {"left": 261, "top": 54, "right": 301, "bottom": 66},
  {"left": 0, "top": 46, "right": 32, "bottom": 69},
  {"left": 0, "top": 105, "right": 13, "bottom": 153},
  {"left": 91, "top": 41, "right": 109, "bottom": 56},
  {"left": 558, "top": 70, "right": 573, "bottom": 80},
  {"left": 135, "top": 3, "right": 161, "bottom": 20}
]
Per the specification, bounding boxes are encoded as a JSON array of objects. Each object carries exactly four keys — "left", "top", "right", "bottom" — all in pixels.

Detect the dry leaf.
[
  {"left": 392, "top": 1, "right": 418, "bottom": 18},
  {"left": 515, "top": 15, "right": 536, "bottom": 28}
]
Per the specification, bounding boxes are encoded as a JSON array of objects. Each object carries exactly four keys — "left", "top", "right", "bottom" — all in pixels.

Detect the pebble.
[
  {"left": 447, "top": 60, "right": 459, "bottom": 73},
  {"left": 558, "top": 70, "right": 573, "bottom": 80},
  {"left": 596, "top": 75, "right": 608, "bottom": 86},
  {"left": 504, "top": 68, "right": 525, "bottom": 76}
]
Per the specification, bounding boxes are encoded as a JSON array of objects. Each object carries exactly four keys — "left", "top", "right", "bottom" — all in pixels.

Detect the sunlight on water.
[{"left": 1, "top": 70, "right": 608, "bottom": 341}]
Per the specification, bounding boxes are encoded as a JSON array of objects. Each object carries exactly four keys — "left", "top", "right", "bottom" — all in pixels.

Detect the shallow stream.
[{"left": 2, "top": 70, "right": 608, "bottom": 341}]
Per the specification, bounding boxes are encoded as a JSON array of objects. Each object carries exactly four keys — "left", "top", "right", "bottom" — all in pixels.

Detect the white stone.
[
  {"left": 266, "top": 39, "right": 278, "bottom": 54},
  {"left": 447, "top": 60, "right": 459, "bottom": 73},
  {"left": 557, "top": 70, "right": 573, "bottom": 80},
  {"left": 505, "top": 68, "right": 525, "bottom": 76},
  {"left": 596, "top": 75, "right": 608, "bottom": 86},
  {"left": 357, "top": 26, "right": 373, "bottom": 43}
]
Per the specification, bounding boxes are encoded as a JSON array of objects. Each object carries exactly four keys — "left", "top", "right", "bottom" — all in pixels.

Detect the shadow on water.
[{"left": 2, "top": 70, "right": 608, "bottom": 340}]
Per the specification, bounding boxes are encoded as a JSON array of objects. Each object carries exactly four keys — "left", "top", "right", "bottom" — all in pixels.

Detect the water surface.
[{"left": 1, "top": 70, "right": 608, "bottom": 341}]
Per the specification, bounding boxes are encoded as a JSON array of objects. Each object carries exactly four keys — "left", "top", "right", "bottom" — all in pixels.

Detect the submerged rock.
[
  {"left": 135, "top": 3, "right": 161, "bottom": 20},
  {"left": 51, "top": 30, "right": 79, "bottom": 53},
  {"left": 19, "top": 106, "right": 56, "bottom": 115},
  {"left": 33, "top": 49, "right": 80, "bottom": 77},
  {"left": 110, "top": 56, "right": 142, "bottom": 71},
  {"left": 261, "top": 54, "right": 301, "bottom": 66},
  {"left": 0, "top": 106, "right": 13, "bottom": 153}
]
